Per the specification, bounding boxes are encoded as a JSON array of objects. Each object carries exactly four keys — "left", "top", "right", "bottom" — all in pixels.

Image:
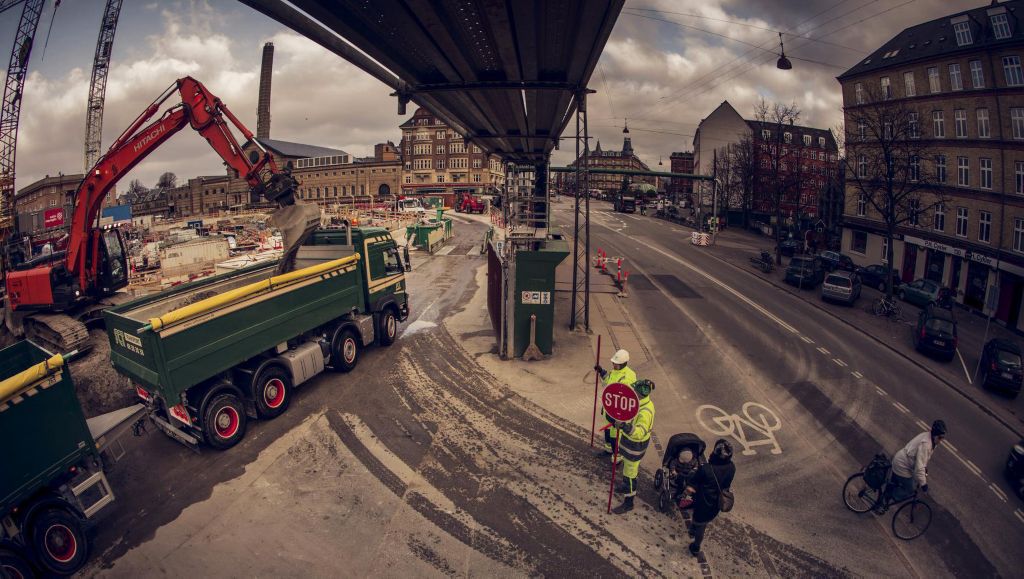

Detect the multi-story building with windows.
[
  {"left": 838, "top": 0, "right": 1024, "bottom": 329},
  {"left": 399, "top": 107, "right": 505, "bottom": 200},
  {"left": 669, "top": 151, "right": 694, "bottom": 202},
  {"left": 565, "top": 127, "right": 653, "bottom": 197}
]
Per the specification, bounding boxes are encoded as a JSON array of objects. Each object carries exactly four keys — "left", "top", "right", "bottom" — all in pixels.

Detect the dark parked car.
[
  {"left": 818, "top": 250, "right": 856, "bottom": 272},
  {"left": 979, "top": 339, "right": 1023, "bottom": 398},
  {"left": 1007, "top": 440, "right": 1024, "bottom": 500},
  {"left": 778, "top": 239, "right": 802, "bottom": 257},
  {"left": 856, "top": 264, "right": 901, "bottom": 293},
  {"left": 899, "top": 278, "right": 944, "bottom": 308},
  {"left": 913, "top": 305, "right": 958, "bottom": 361},
  {"left": 785, "top": 255, "right": 825, "bottom": 289},
  {"left": 821, "top": 272, "right": 862, "bottom": 305}
]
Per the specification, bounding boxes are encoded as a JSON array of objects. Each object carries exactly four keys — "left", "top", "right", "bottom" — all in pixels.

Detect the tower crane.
[{"left": 83, "top": 0, "right": 122, "bottom": 171}]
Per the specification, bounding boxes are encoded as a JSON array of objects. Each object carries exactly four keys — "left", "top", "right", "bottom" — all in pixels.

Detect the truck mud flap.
[{"left": 150, "top": 414, "right": 201, "bottom": 451}]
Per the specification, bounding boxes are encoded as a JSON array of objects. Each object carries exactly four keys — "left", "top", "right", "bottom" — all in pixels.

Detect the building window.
[
  {"left": 803, "top": 134, "right": 811, "bottom": 146},
  {"left": 934, "top": 203, "right": 945, "bottom": 232},
  {"left": 932, "top": 110, "right": 944, "bottom": 137},
  {"left": 980, "top": 157, "right": 993, "bottom": 189},
  {"left": 436, "top": 159, "right": 445, "bottom": 170},
  {"left": 954, "top": 109, "right": 968, "bottom": 137},
  {"left": 908, "top": 112, "right": 919, "bottom": 138},
  {"left": 957, "top": 156, "right": 970, "bottom": 186},
  {"left": 404, "top": 175, "right": 411, "bottom": 184},
  {"left": 992, "top": 13, "right": 1011, "bottom": 40},
  {"left": 858, "top": 121, "right": 867, "bottom": 141},
  {"left": 472, "top": 158, "right": 482, "bottom": 168},
  {"left": 1017, "top": 161, "right": 1024, "bottom": 194},
  {"left": 855, "top": 83, "right": 864, "bottom": 104},
  {"left": 979, "top": 211, "right": 992, "bottom": 243},
  {"left": 437, "top": 175, "right": 445, "bottom": 183},
  {"left": 910, "top": 155, "right": 920, "bottom": 182},
  {"left": 970, "top": 60, "right": 984, "bottom": 88},
  {"left": 472, "top": 174, "right": 481, "bottom": 183},
  {"left": 1014, "top": 108, "right": 1024, "bottom": 139},
  {"left": 956, "top": 207, "right": 969, "bottom": 237},
  {"left": 1015, "top": 219, "right": 1024, "bottom": 252},
  {"left": 928, "top": 67, "right": 941, "bottom": 93},
  {"left": 856, "top": 193, "right": 866, "bottom": 217},
  {"left": 903, "top": 71, "right": 916, "bottom": 96},
  {"left": 784, "top": 131, "right": 793, "bottom": 143},
  {"left": 761, "top": 129, "right": 770, "bottom": 140},
  {"left": 977, "top": 108, "right": 990, "bottom": 138},
  {"left": 909, "top": 198, "right": 921, "bottom": 226},
  {"left": 881, "top": 237, "right": 889, "bottom": 262},
  {"left": 851, "top": 230, "right": 867, "bottom": 254},
  {"left": 818, "top": 136, "right": 825, "bottom": 147},
  {"left": 436, "top": 130, "right": 446, "bottom": 139},
  {"left": 880, "top": 76, "right": 891, "bottom": 99},
  {"left": 953, "top": 21, "right": 973, "bottom": 46},
  {"left": 1004, "top": 56, "right": 1024, "bottom": 86},
  {"left": 858, "top": 154, "right": 868, "bottom": 178},
  {"left": 436, "top": 145, "right": 445, "bottom": 154},
  {"left": 949, "top": 63, "right": 963, "bottom": 90}
]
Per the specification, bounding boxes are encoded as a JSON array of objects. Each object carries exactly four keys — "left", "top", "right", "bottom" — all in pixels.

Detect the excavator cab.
[{"left": 96, "top": 228, "right": 128, "bottom": 295}]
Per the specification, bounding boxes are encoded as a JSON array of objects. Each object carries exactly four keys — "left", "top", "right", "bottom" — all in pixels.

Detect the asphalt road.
[{"left": 551, "top": 200, "right": 1023, "bottom": 578}]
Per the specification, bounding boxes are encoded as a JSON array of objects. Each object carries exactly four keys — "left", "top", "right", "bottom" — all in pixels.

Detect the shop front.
[{"left": 924, "top": 248, "right": 945, "bottom": 284}]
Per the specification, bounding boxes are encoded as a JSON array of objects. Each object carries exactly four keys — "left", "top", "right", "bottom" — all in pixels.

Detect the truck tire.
[
  {"left": 331, "top": 327, "right": 360, "bottom": 373},
  {"left": 252, "top": 366, "right": 291, "bottom": 419},
  {"left": 378, "top": 309, "right": 398, "bottom": 347},
  {"left": 29, "top": 508, "right": 88, "bottom": 575},
  {"left": 202, "top": 393, "right": 248, "bottom": 450},
  {"left": 0, "top": 548, "right": 34, "bottom": 579}
]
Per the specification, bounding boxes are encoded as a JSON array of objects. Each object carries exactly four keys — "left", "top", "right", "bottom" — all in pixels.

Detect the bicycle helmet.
[{"left": 931, "top": 419, "right": 947, "bottom": 438}]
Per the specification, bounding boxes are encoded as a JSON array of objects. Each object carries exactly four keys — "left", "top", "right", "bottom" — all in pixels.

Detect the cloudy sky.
[{"left": 2, "top": 0, "right": 986, "bottom": 190}]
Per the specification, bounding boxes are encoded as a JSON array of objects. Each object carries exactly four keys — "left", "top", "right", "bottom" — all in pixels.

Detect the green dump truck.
[
  {"left": 1, "top": 341, "right": 142, "bottom": 577},
  {"left": 103, "top": 226, "right": 409, "bottom": 450}
]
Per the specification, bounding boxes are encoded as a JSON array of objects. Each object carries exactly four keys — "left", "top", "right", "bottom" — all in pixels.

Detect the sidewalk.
[{"left": 697, "top": 225, "right": 1024, "bottom": 436}]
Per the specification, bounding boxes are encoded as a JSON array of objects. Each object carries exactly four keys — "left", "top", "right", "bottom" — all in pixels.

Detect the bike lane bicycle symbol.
[{"left": 696, "top": 402, "right": 783, "bottom": 456}]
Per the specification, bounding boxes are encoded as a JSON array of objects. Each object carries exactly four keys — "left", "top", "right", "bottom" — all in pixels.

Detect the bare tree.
[
  {"left": 840, "top": 86, "right": 944, "bottom": 297},
  {"left": 124, "top": 178, "right": 147, "bottom": 203},
  {"left": 156, "top": 171, "right": 178, "bottom": 189},
  {"left": 751, "top": 98, "right": 802, "bottom": 264},
  {"left": 728, "top": 135, "right": 759, "bottom": 230}
]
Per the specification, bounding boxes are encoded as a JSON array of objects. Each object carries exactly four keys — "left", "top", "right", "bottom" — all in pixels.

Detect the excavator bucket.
[{"left": 271, "top": 200, "right": 321, "bottom": 274}]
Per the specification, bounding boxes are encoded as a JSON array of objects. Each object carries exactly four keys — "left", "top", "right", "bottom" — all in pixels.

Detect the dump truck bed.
[
  {"left": 0, "top": 341, "right": 95, "bottom": 513},
  {"left": 103, "top": 253, "right": 366, "bottom": 404}
]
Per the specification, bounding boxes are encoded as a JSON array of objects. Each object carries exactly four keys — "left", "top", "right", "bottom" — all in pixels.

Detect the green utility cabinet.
[{"left": 512, "top": 236, "right": 569, "bottom": 357}]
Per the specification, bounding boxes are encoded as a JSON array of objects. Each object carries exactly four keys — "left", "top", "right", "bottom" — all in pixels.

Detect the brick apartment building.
[
  {"left": 669, "top": 151, "right": 694, "bottom": 202},
  {"left": 838, "top": 0, "right": 1024, "bottom": 328},
  {"left": 14, "top": 174, "right": 84, "bottom": 235},
  {"left": 399, "top": 107, "right": 505, "bottom": 199}
]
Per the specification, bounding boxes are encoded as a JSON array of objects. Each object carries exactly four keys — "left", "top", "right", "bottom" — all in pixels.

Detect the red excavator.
[{"left": 3, "top": 77, "right": 316, "bottom": 352}]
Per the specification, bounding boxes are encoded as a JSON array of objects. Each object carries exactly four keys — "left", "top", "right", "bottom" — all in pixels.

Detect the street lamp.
[{"left": 776, "top": 32, "right": 792, "bottom": 70}]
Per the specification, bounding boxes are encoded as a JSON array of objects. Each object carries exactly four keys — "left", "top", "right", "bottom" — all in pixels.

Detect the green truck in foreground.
[
  {"left": 103, "top": 226, "right": 409, "bottom": 450},
  {"left": 1, "top": 341, "right": 142, "bottom": 577}
]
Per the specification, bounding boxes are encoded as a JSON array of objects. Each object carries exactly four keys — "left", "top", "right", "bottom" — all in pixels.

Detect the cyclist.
[{"left": 878, "top": 419, "right": 947, "bottom": 513}]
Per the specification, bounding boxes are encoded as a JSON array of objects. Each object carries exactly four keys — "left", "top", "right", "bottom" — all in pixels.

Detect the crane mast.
[
  {"left": 83, "top": 0, "right": 121, "bottom": 172},
  {"left": 0, "top": 0, "right": 43, "bottom": 236}
]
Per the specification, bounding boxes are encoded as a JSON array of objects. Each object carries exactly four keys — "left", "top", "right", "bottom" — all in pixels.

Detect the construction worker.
[
  {"left": 612, "top": 378, "right": 655, "bottom": 514},
  {"left": 594, "top": 349, "right": 637, "bottom": 459}
]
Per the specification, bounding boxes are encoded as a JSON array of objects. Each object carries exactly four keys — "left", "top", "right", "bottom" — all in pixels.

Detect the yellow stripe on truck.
[
  {"left": 0, "top": 353, "right": 64, "bottom": 405},
  {"left": 148, "top": 254, "right": 361, "bottom": 332}
]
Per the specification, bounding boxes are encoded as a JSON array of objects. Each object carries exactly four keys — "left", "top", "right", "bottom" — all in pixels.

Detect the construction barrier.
[
  {"left": 690, "top": 232, "right": 711, "bottom": 246},
  {"left": 593, "top": 248, "right": 630, "bottom": 297}
]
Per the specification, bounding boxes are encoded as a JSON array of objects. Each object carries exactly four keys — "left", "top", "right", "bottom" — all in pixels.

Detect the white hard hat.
[{"left": 610, "top": 349, "right": 630, "bottom": 365}]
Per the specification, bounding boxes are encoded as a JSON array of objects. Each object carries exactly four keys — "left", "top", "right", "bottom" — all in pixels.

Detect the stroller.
[{"left": 653, "top": 433, "right": 707, "bottom": 512}]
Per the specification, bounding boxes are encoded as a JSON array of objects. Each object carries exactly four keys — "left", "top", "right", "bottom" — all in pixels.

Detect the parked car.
[
  {"left": 1006, "top": 440, "right": 1024, "bottom": 500},
  {"left": 898, "top": 278, "right": 944, "bottom": 308},
  {"left": 979, "top": 339, "right": 1023, "bottom": 398},
  {"left": 818, "top": 250, "right": 856, "bottom": 272},
  {"left": 785, "top": 255, "right": 825, "bottom": 289},
  {"left": 778, "top": 238, "right": 802, "bottom": 257},
  {"left": 821, "top": 272, "right": 862, "bottom": 305},
  {"left": 856, "top": 264, "right": 901, "bottom": 293},
  {"left": 913, "top": 305, "right": 958, "bottom": 361}
]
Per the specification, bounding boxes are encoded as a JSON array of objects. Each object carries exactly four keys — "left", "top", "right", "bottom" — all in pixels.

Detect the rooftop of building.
[
  {"left": 746, "top": 120, "right": 838, "bottom": 149},
  {"left": 16, "top": 173, "right": 84, "bottom": 198},
  {"left": 839, "top": 0, "right": 1024, "bottom": 80}
]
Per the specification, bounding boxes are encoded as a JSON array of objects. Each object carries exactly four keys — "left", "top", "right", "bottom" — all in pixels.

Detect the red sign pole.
[
  {"left": 607, "top": 430, "right": 621, "bottom": 514},
  {"left": 590, "top": 335, "right": 601, "bottom": 448}
]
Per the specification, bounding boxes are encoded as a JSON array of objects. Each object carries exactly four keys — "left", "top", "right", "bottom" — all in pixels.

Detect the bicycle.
[
  {"left": 842, "top": 471, "right": 932, "bottom": 540},
  {"left": 872, "top": 295, "right": 902, "bottom": 318}
]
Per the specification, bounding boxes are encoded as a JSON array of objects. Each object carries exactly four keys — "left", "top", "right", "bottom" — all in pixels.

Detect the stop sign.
[{"left": 602, "top": 382, "right": 639, "bottom": 422}]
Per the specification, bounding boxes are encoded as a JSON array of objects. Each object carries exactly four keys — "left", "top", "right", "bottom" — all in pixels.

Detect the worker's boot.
[{"left": 612, "top": 496, "right": 634, "bottom": 515}]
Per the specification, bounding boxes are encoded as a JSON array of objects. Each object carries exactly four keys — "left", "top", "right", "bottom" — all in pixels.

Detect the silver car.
[{"left": 821, "top": 272, "right": 862, "bottom": 305}]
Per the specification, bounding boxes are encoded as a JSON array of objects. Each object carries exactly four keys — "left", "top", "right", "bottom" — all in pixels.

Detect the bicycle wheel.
[
  {"left": 892, "top": 499, "right": 931, "bottom": 540},
  {"left": 843, "top": 473, "right": 880, "bottom": 513}
]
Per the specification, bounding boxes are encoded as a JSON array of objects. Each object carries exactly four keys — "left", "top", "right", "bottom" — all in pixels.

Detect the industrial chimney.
[{"left": 256, "top": 42, "right": 274, "bottom": 140}]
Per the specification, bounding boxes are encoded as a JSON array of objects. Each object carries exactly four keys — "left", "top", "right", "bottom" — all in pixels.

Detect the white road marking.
[
  {"left": 851, "top": 371, "right": 864, "bottom": 379},
  {"left": 1015, "top": 509, "right": 1024, "bottom": 525},
  {"left": 945, "top": 442, "right": 958, "bottom": 453},
  {"left": 833, "top": 358, "right": 848, "bottom": 367},
  {"left": 435, "top": 245, "right": 455, "bottom": 256},
  {"left": 817, "top": 347, "right": 830, "bottom": 355},
  {"left": 892, "top": 401, "right": 910, "bottom": 414},
  {"left": 989, "top": 483, "right": 1008, "bottom": 502},
  {"left": 966, "top": 458, "right": 982, "bottom": 473},
  {"left": 915, "top": 419, "right": 929, "bottom": 430},
  {"left": 875, "top": 387, "right": 887, "bottom": 396},
  {"left": 956, "top": 349, "right": 973, "bottom": 384},
  {"left": 466, "top": 247, "right": 480, "bottom": 256},
  {"left": 949, "top": 450, "right": 983, "bottom": 477},
  {"left": 800, "top": 336, "right": 813, "bottom": 344}
]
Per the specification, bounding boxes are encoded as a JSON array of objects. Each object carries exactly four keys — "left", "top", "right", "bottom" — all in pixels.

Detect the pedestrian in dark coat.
[{"left": 685, "top": 439, "right": 736, "bottom": 556}]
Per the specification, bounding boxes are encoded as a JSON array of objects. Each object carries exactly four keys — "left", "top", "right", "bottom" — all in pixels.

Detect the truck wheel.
[
  {"left": 202, "top": 393, "right": 248, "bottom": 450},
  {"left": 0, "top": 548, "right": 34, "bottom": 579},
  {"left": 253, "top": 366, "right": 291, "bottom": 419},
  {"left": 29, "top": 508, "right": 89, "bottom": 575},
  {"left": 331, "top": 327, "right": 360, "bottom": 372},
  {"left": 379, "top": 309, "right": 398, "bottom": 347}
]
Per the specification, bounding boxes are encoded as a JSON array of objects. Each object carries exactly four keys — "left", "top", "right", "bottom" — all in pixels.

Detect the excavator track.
[{"left": 24, "top": 314, "right": 91, "bottom": 354}]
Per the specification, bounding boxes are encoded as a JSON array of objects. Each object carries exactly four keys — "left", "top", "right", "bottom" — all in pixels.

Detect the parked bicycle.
[
  {"left": 872, "top": 295, "right": 902, "bottom": 318},
  {"left": 842, "top": 457, "right": 932, "bottom": 540}
]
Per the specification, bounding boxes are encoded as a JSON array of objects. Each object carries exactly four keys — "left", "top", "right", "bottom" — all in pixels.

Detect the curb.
[{"left": 702, "top": 245, "right": 1024, "bottom": 439}]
